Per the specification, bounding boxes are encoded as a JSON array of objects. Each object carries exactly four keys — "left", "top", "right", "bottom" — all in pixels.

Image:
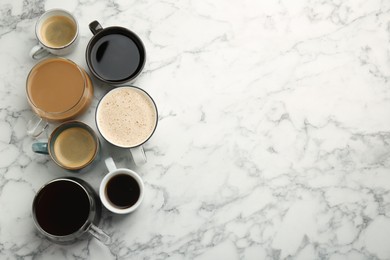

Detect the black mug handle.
[{"left": 89, "top": 20, "right": 103, "bottom": 35}]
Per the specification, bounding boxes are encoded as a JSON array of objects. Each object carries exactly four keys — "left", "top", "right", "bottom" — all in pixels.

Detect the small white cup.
[
  {"left": 30, "top": 9, "right": 79, "bottom": 60},
  {"left": 100, "top": 157, "right": 144, "bottom": 214}
]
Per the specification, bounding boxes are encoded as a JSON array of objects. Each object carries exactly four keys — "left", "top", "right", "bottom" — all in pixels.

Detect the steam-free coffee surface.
[
  {"left": 90, "top": 33, "right": 141, "bottom": 81},
  {"left": 34, "top": 180, "right": 90, "bottom": 236},
  {"left": 40, "top": 15, "right": 77, "bottom": 48},
  {"left": 53, "top": 127, "right": 97, "bottom": 169},
  {"left": 27, "top": 59, "right": 85, "bottom": 113},
  {"left": 106, "top": 174, "right": 140, "bottom": 208},
  {"left": 96, "top": 87, "right": 157, "bottom": 147}
]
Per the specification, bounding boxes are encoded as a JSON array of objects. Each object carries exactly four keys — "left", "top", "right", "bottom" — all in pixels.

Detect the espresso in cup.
[
  {"left": 32, "top": 121, "right": 100, "bottom": 172},
  {"left": 53, "top": 126, "right": 98, "bottom": 169},
  {"left": 105, "top": 173, "right": 141, "bottom": 209},
  {"left": 30, "top": 9, "right": 79, "bottom": 59},
  {"left": 96, "top": 86, "right": 157, "bottom": 165},
  {"left": 100, "top": 157, "right": 144, "bottom": 214},
  {"left": 40, "top": 15, "right": 77, "bottom": 48}
]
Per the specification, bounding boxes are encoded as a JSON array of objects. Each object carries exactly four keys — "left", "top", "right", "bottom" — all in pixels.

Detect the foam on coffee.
[
  {"left": 40, "top": 15, "right": 77, "bottom": 48},
  {"left": 96, "top": 87, "right": 157, "bottom": 147},
  {"left": 53, "top": 127, "right": 97, "bottom": 169}
]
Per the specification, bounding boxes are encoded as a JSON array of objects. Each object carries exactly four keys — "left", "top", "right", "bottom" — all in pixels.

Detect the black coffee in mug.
[
  {"left": 105, "top": 174, "right": 140, "bottom": 208},
  {"left": 90, "top": 34, "right": 141, "bottom": 81},
  {"left": 34, "top": 180, "right": 90, "bottom": 236},
  {"left": 86, "top": 21, "right": 146, "bottom": 84}
]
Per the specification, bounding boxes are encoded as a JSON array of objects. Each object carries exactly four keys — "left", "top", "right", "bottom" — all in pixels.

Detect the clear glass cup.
[{"left": 26, "top": 58, "right": 94, "bottom": 137}]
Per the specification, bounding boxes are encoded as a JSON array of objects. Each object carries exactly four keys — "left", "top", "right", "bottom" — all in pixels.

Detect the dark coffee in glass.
[
  {"left": 34, "top": 180, "right": 90, "bottom": 236},
  {"left": 105, "top": 173, "right": 141, "bottom": 209},
  {"left": 32, "top": 177, "right": 111, "bottom": 244}
]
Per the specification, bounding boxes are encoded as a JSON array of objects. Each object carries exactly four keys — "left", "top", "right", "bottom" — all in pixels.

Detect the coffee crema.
[
  {"left": 96, "top": 87, "right": 157, "bottom": 147},
  {"left": 40, "top": 15, "right": 77, "bottom": 48},
  {"left": 53, "top": 127, "right": 97, "bottom": 169},
  {"left": 26, "top": 58, "right": 93, "bottom": 121}
]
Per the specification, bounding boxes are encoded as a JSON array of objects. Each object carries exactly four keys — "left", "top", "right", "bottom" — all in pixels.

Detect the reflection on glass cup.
[
  {"left": 32, "top": 121, "right": 100, "bottom": 173},
  {"left": 99, "top": 157, "right": 144, "bottom": 214},
  {"left": 30, "top": 9, "right": 79, "bottom": 60},
  {"left": 32, "top": 177, "right": 111, "bottom": 245},
  {"left": 95, "top": 86, "right": 158, "bottom": 165},
  {"left": 26, "top": 58, "right": 94, "bottom": 137}
]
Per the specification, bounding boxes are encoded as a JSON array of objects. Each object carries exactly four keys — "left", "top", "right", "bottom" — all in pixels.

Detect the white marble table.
[{"left": 1, "top": 0, "right": 390, "bottom": 259}]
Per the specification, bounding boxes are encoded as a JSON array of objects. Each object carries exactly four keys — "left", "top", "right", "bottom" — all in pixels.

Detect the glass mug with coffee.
[
  {"left": 30, "top": 9, "right": 79, "bottom": 60},
  {"left": 96, "top": 86, "right": 158, "bottom": 165},
  {"left": 100, "top": 157, "right": 144, "bottom": 214},
  {"left": 26, "top": 58, "right": 94, "bottom": 137},
  {"left": 32, "top": 121, "right": 100, "bottom": 172},
  {"left": 32, "top": 177, "right": 111, "bottom": 244}
]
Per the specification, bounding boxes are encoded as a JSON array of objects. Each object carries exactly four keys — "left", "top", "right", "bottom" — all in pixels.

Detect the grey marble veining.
[{"left": 1, "top": 0, "right": 390, "bottom": 259}]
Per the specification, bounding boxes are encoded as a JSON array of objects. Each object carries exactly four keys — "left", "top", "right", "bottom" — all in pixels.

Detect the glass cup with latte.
[
  {"left": 26, "top": 57, "right": 94, "bottom": 137},
  {"left": 30, "top": 9, "right": 79, "bottom": 60},
  {"left": 32, "top": 121, "right": 100, "bottom": 173},
  {"left": 96, "top": 86, "right": 158, "bottom": 165}
]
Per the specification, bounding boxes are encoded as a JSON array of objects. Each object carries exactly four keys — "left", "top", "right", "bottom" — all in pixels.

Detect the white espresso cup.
[
  {"left": 100, "top": 157, "right": 144, "bottom": 214},
  {"left": 30, "top": 9, "right": 79, "bottom": 60}
]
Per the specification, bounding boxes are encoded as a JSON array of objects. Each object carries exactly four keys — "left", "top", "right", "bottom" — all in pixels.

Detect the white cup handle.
[
  {"left": 27, "top": 114, "right": 48, "bottom": 138},
  {"left": 130, "top": 146, "right": 147, "bottom": 166},
  {"left": 30, "top": 45, "right": 49, "bottom": 60},
  {"left": 104, "top": 157, "right": 117, "bottom": 172}
]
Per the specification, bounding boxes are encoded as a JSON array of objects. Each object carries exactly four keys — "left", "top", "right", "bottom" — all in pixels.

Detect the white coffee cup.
[
  {"left": 100, "top": 157, "right": 144, "bottom": 214},
  {"left": 30, "top": 9, "right": 79, "bottom": 60},
  {"left": 95, "top": 86, "right": 158, "bottom": 166}
]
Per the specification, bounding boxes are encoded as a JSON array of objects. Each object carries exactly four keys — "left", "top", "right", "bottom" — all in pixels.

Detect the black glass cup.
[{"left": 32, "top": 177, "right": 111, "bottom": 245}]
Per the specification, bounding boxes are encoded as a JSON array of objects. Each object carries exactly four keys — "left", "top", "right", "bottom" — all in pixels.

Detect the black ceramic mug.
[{"left": 86, "top": 21, "right": 146, "bottom": 85}]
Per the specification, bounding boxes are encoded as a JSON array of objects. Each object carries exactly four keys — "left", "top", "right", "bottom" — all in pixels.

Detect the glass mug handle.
[
  {"left": 130, "top": 146, "right": 147, "bottom": 165},
  {"left": 89, "top": 224, "right": 112, "bottom": 245},
  {"left": 27, "top": 114, "right": 48, "bottom": 138}
]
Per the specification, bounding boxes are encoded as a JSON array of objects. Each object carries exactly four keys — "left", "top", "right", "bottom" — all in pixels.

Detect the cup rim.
[
  {"left": 32, "top": 177, "right": 95, "bottom": 239},
  {"left": 47, "top": 121, "right": 100, "bottom": 171},
  {"left": 26, "top": 57, "right": 88, "bottom": 120},
  {"left": 99, "top": 168, "right": 144, "bottom": 214},
  {"left": 85, "top": 25, "right": 146, "bottom": 84},
  {"left": 35, "top": 8, "right": 79, "bottom": 50},
  {"left": 95, "top": 86, "right": 158, "bottom": 149}
]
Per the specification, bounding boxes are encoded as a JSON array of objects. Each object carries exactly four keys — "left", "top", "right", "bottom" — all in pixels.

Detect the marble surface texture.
[{"left": 1, "top": 0, "right": 390, "bottom": 259}]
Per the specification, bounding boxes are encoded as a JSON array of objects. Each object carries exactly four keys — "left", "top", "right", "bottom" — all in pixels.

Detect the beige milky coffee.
[
  {"left": 97, "top": 88, "right": 157, "bottom": 147},
  {"left": 40, "top": 15, "right": 77, "bottom": 48},
  {"left": 26, "top": 58, "right": 93, "bottom": 121},
  {"left": 53, "top": 127, "right": 97, "bottom": 169}
]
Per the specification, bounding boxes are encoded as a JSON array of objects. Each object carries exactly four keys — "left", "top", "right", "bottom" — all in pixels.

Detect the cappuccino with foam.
[{"left": 96, "top": 87, "right": 157, "bottom": 148}]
